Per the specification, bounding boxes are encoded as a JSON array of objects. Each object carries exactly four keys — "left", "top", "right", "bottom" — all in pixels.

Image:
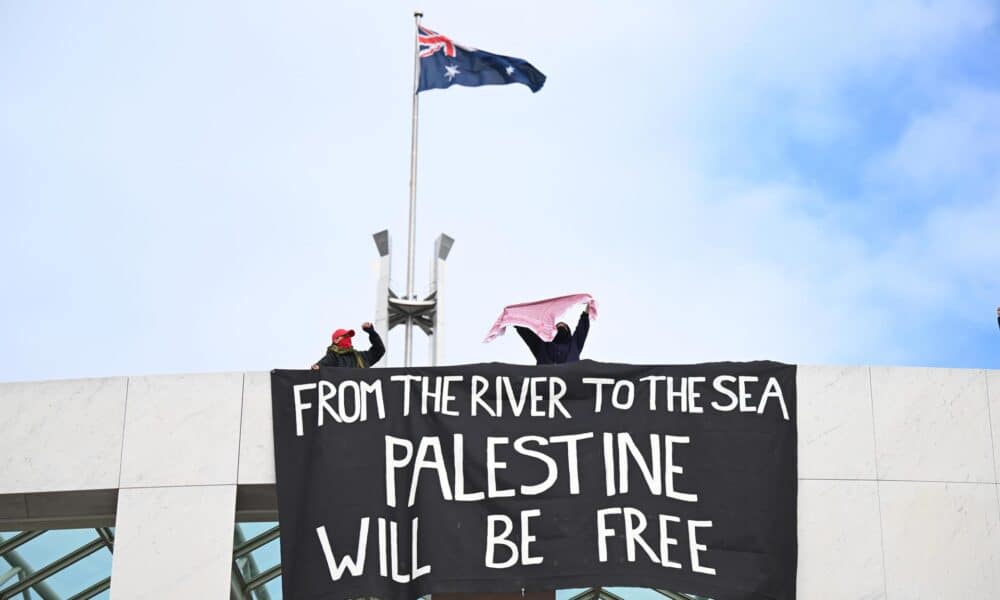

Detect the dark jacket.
[
  {"left": 315, "top": 328, "right": 385, "bottom": 368},
  {"left": 516, "top": 312, "right": 590, "bottom": 365}
]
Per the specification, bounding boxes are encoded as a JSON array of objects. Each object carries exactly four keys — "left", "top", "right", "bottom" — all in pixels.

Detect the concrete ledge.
[
  {"left": 235, "top": 483, "right": 278, "bottom": 522},
  {"left": 0, "top": 489, "right": 117, "bottom": 530}
]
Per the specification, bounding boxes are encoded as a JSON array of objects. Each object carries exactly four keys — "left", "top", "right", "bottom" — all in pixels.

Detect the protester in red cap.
[{"left": 311, "top": 322, "right": 385, "bottom": 369}]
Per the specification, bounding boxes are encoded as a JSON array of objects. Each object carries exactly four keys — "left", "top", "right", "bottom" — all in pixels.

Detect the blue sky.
[{"left": 2, "top": 0, "right": 999, "bottom": 382}]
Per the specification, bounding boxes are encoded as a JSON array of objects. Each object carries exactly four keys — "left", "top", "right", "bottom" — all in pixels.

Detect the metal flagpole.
[{"left": 404, "top": 11, "right": 423, "bottom": 367}]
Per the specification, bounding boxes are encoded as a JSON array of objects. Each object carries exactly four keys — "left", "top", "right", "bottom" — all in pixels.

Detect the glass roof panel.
[
  {"left": 3, "top": 529, "right": 98, "bottom": 566},
  {"left": 39, "top": 546, "right": 111, "bottom": 596},
  {"left": 243, "top": 536, "right": 280, "bottom": 572},
  {"left": 234, "top": 523, "right": 283, "bottom": 599},
  {"left": 0, "top": 529, "right": 113, "bottom": 600},
  {"left": 255, "top": 576, "right": 283, "bottom": 599},
  {"left": 239, "top": 522, "right": 275, "bottom": 538}
]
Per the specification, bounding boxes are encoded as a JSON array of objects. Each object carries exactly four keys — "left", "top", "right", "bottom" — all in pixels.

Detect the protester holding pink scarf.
[{"left": 483, "top": 293, "right": 597, "bottom": 364}]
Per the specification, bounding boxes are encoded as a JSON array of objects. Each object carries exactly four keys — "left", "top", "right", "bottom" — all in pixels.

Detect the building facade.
[{"left": 2, "top": 366, "right": 1000, "bottom": 598}]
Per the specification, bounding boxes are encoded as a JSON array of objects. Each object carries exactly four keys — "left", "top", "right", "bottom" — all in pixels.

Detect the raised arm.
[
  {"left": 361, "top": 323, "right": 385, "bottom": 367},
  {"left": 573, "top": 311, "right": 590, "bottom": 350},
  {"left": 515, "top": 325, "right": 545, "bottom": 360}
]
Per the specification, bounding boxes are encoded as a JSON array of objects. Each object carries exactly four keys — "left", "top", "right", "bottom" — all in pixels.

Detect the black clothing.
[
  {"left": 315, "top": 328, "right": 385, "bottom": 368},
  {"left": 516, "top": 312, "right": 590, "bottom": 365}
]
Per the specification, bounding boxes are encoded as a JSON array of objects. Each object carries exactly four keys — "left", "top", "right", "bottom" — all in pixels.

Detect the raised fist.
[{"left": 362, "top": 321, "right": 373, "bottom": 331}]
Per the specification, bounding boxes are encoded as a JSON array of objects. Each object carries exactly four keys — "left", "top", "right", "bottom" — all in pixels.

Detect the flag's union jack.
[{"left": 418, "top": 25, "right": 458, "bottom": 58}]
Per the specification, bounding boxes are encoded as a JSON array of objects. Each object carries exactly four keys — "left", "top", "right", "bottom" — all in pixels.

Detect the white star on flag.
[
  {"left": 444, "top": 64, "right": 461, "bottom": 80},
  {"left": 505, "top": 65, "right": 515, "bottom": 75}
]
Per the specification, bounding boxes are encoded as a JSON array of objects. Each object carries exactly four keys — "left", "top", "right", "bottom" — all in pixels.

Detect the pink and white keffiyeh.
[{"left": 483, "top": 293, "right": 598, "bottom": 343}]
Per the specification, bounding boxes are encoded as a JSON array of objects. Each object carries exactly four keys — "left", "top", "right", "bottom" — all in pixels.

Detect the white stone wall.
[
  {"left": 1, "top": 366, "right": 999, "bottom": 598},
  {"left": 797, "top": 366, "right": 1000, "bottom": 598}
]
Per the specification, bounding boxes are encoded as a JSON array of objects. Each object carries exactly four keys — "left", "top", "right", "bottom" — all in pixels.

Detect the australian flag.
[{"left": 416, "top": 25, "right": 546, "bottom": 94}]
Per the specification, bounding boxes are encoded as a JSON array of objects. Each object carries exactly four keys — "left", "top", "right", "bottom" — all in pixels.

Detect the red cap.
[{"left": 332, "top": 328, "right": 356, "bottom": 342}]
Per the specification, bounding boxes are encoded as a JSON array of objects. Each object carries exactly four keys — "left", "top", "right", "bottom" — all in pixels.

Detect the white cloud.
[{"left": 874, "top": 89, "right": 1000, "bottom": 193}]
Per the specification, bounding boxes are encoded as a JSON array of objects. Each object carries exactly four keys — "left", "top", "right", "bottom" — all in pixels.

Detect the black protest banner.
[{"left": 271, "top": 360, "right": 797, "bottom": 600}]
